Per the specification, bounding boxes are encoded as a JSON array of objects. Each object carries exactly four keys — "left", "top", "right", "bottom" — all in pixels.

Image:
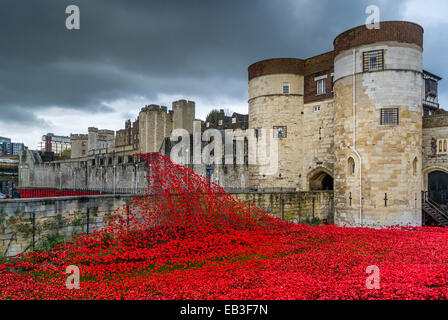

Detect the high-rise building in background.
[
  {"left": 38, "top": 133, "right": 71, "bottom": 155},
  {"left": 0, "top": 137, "right": 24, "bottom": 156}
]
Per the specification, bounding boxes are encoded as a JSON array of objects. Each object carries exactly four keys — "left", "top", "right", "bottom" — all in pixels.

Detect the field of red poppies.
[{"left": 1, "top": 154, "right": 448, "bottom": 300}]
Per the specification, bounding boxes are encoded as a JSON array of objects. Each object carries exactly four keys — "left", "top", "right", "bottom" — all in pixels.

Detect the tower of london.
[{"left": 18, "top": 21, "right": 448, "bottom": 227}]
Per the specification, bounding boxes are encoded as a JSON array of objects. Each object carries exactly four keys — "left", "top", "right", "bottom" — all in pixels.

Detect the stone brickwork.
[
  {"left": 173, "top": 100, "right": 195, "bottom": 135},
  {"left": 333, "top": 40, "right": 423, "bottom": 227},
  {"left": 0, "top": 195, "right": 134, "bottom": 257},
  {"left": 248, "top": 73, "right": 304, "bottom": 189},
  {"left": 0, "top": 191, "right": 333, "bottom": 257},
  {"left": 302, "top": 99, "right": 335, "bottom": 190},
  {"left": 139, "top": 105, "right": 173, "bottom": 154},
  {"left": 422, "top": 114, "right": 448, "bottom": 189},
  {"left": 247, "top": 21, "right": 434, "bottom": 227},
  {"left": 333, "top": 21, "right": 423, "bottom": 56},
  {"left": 232, "top": 191, "right": 333, "bottom": 223},
  {"left": 70, "top": 134, "right": 88, "bottom": 159}
]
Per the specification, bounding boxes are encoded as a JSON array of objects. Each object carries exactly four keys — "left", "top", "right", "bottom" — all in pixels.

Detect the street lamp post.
[
  {"left": 100, "top": 166, "right": 103, "bottom": 194},
  {"left": 135, "top": 163, "right": 139, "bottom": 194},
  {"left": 113, "top": 165, "right": 116, "bottom": 195},
  {"left": 206, "top": 165, "right": 213, "bottom": 189}
]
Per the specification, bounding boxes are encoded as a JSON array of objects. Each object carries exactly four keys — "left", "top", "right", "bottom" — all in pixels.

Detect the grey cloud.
[
  {"left": 0, "top": 105, "right": 51, "bottom": 127},
  {"left": 0, "top": 0, "right": 445, "bottom": 133}
]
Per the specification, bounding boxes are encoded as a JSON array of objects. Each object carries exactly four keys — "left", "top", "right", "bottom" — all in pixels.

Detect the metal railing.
[
  {"left": 16, "top": 187, "right": 153, "bottom": 199},
  {"left": 422, "top": 191, "right": 448, "bottom": 222}
]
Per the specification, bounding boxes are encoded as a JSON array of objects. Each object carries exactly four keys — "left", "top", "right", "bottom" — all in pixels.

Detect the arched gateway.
[
  {"left": 308, "top": 168, "right": 334, "bottom": 191},
  {"left": 428, "top": 171, "right": 448, "bottom": 206}
]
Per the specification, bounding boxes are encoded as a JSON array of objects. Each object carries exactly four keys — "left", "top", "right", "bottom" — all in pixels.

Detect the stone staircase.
[{"left": 422, "top": 197, "right": 448, "bottom": 227}]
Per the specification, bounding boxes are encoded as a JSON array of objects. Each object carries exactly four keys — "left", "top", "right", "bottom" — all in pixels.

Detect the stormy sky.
[{"left": 0, "top": 0, "right": 447, "bottom": 148}]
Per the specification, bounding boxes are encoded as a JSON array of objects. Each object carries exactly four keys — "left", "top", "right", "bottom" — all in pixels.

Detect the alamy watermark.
[
  {"left": 365, "top": 265, "right": 381, "bottom": 290},
  {"left": 66, "top": 5, "right": 80, "bottom": 30},
  {"left": 66, "top": 265, "right": 80, "bottom": 289},
  {"left": 365, "top": 5, "right": 380, "bottom": 30},
  {"left": 170, "top": 124, "right": 279, "bottom": 176}
]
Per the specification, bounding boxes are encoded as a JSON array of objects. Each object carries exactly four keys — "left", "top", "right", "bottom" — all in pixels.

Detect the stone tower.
[
  {"left": 139, "top": 105, "right": 174, "bottom": 154},
  {"left": 173, "top": 100, "right": 195, "bottom": 134},
  {"left": 333, "top": 21, "right": 424, "bottom": 226},
  {"left": 70, "top": 134, "right": 88, "bottom": 159},
  {"left": 87, "top": 127, "right": 98, "bottom": 152},
  {"left": 248, "top": 59, "right": 305, "bottom": 190}
]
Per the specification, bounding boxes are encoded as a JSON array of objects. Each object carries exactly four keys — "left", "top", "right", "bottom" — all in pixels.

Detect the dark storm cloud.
[{"left": 0, "top": 0, "right": 443, "bottom": 127}]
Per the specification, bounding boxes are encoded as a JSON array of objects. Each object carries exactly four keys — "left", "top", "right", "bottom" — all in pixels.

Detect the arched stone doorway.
[
  {"left": 309, "top": 169, "right": 334, "bottom": 191},
  {"left": 428, "top": 171, "right": 448, "bottom": 205}
]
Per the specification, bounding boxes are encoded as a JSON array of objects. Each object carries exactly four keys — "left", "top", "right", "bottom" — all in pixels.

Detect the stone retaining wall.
[{"left": 0, "top": 191, "right": 333, "bottom": 257}]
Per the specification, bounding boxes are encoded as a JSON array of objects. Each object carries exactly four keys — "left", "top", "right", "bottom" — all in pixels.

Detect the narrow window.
[
  {"left": 413, "top": 157, "right": 418, "bottom": 175},
  {"left": 317, "top": 79, "right": 326, "bottom": 95},
  {"left": 348, "top": 157, "right": 355, "bottom": 176},
  {"left": 380, "top": 108, "right": 399, "bottom": 126},
  {"left": 283, "top": 82, "right": 290, "bottom": 94}
]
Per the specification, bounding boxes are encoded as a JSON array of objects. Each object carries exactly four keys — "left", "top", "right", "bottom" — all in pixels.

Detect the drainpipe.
[
  {"left": 135, "top": 164, "right": 138, "bottom": 194},
  {"left": 351, "top": 48, "right": 363, "bottom": 225}
]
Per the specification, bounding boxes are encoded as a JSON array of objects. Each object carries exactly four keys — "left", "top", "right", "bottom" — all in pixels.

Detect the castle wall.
[
  {"left": 248, "top": 73, "right": 304, "bottom": 190},
  {"left": 70, "top": 134, "right": 88, "bottom": 159},
  {"left": 301, "top": 99, "right": 335, "bottom": 190},
  {"left": 0, "top": 191, "right": 333, "bottom": 257},
  {"left": 173, "top": 100, "right": 195, "bottom": 134},
  {"left": 422, "top": 115, "right": 448, "bottom": 189},
  {"left": 139, "top": 105, "right": 173, "bottom": 154},
  {"left": 19, "top": 160, "right": 148, "bottom": 192},
  {"left": 333, "top": 32, "right": 424, "bottom": 227},
  {"left": 0, "top": 195, "right": 134, "bottom": 257}
]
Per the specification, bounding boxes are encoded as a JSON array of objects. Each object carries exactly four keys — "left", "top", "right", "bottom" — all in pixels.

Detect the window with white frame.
[
  {"left": 218, "top": 120, "right": 223, "bottom": 126},
  {"left": 317, "top": 79, "right": 326, "bottom": 95},
  {"left": 437, "top": 139, "right": 448, "bottom": 155},
  {"left": 283, "top": 82, "right": 290, "bottom": 95},
  {"left": 314, "top": 105, "right": 321, "bottom": 113},
  {"left": 232, "top": 118, "right": 237, "bottom": 124}
]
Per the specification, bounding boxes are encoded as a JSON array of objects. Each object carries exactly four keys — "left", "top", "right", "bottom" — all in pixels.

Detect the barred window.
[
  {"left": 273, "top": 126, "right": 287, "bottom": 139},
  {"left": 380, "top": 108, "right": 399, "bottom": 126},
  {"left": 363, "top": 50, "right": 384, "bottom": 72}
]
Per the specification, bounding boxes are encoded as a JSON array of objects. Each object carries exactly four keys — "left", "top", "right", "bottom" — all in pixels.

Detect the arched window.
[
  {"left": 348, "top": 157, "right": 355, "bottom": 176},
  {"left": 413, "top": 157, "right": 418, "bottom": 175}
]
